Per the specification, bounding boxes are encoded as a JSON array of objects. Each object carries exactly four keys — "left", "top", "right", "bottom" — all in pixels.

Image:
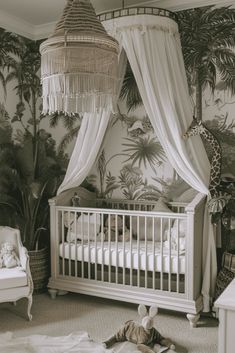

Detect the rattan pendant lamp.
[{"left": 40, "top": 0, "right": 119, "bottom": 115}]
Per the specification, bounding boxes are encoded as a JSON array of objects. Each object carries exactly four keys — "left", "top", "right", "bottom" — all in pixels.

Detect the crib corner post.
[
  {"left": 49, "top": 197, "right": 58, "bottom": 282},
  {"left": 186, "top": 313, "right": 200, "bottom": 328}
]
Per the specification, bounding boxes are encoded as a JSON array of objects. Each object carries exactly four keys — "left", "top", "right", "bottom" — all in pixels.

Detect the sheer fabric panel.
[
  {"left": 104, "top": 15, "right": 216, "bottom": 311},
  {"left": 57, "top": 50, "right": 127, "bottom": 195}
]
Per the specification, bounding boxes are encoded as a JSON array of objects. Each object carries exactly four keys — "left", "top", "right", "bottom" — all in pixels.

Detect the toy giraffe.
[{"left": 183, "top": 116, "right": 222, "bottom": 198}]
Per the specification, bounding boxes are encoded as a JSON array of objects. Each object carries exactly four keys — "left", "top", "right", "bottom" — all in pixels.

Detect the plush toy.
[
  {"left": 99, "top": 215, "right": 131, "bottom": 242},
  {"left": 71, "top": 192, "right": 80, "bottom": 207},
  {"left": 0, "top": 242, "right": 20, "bottom": 268},
  {"left": 103, "top": 304, "right": 175, "bottom": 353}
]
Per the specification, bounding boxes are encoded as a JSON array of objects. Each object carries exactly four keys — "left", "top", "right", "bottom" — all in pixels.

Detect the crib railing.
[
  {"left": 49, "top": 191, "right": 206, "bottom": 315},
  {"left": 55, "top": 206, "right": 187, "bottom": 294},
  {"left": 96, "top": 198, "right": 187, "bottom": 213}
]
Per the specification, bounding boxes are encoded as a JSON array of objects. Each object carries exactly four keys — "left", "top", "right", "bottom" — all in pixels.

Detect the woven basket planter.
[
  {"left": 29, "top": 247, "right": 50, "bottom": 294},
  {"left": 214, "top": 252, "right": 235, "bottom": 300}
]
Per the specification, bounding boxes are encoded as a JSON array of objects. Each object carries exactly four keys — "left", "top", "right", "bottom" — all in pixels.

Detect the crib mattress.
[{"left": 59, "top": 241, "right": 185, "bottom": 274}]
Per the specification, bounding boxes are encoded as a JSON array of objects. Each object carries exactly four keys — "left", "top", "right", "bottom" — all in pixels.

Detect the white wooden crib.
[{"left": 48, "top": 187, "right": 206, "bottom": 327}]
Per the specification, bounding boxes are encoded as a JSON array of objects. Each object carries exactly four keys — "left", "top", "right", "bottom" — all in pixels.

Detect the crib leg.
[
  {"left": 57, "top": 290, "right": 68, "bottom": 296},
  {"left": 186, "top": 313, "right": 200, "bottom": 328},
  {"left": 48, "top": 288, "right": 58, "bottom": 300}
]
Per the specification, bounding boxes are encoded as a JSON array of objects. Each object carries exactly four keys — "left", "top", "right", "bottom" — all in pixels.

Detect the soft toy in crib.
[
  {"left": 0, "top": 242, "right": 20, "bottom": 268},
  {"left": 101, "top": 215, "right": 130, "bottom": 242},
  {"left": 103, "top": 304, "right": 175, "bottom": 353}
]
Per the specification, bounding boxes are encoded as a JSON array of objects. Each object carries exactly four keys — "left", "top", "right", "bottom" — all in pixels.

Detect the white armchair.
[{"left": 0, "top": 226, "right": 33, "bottom": 320}]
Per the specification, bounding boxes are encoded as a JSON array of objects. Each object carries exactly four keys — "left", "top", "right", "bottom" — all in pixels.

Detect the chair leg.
[{"left": 27, "top": 295, "right": 33, "bottom": 321}]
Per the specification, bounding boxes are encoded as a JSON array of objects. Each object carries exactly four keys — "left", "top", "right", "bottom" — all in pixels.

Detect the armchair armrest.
[
  {"left": 19, "top": 246, "right": 34, "bottom": 293},
  {"left": 19, "top": 246, "right": 28, "bottom": 271}
]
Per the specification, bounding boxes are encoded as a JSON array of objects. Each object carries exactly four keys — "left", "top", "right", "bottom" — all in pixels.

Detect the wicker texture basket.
[
  {"left": 214, "top": 252, "right": 235, "bottom": 300},
  {"left": 29, "top": 248, "right": 50, "bottom": 294},
  {"left": 40, "top": 0, "right": 119, "bottom": 115}
]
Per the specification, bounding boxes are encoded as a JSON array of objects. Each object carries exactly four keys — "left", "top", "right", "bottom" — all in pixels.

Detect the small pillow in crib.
[
  {"left": 66, "top": 213, "right": 101, "bottom": 242},
  {"left": 152, "top": 197, "right": 172, "bottom": 212},
  {"left": 164, "top": 220, "right": 186, "bottom": 252},
  {"left": 132, "top": 197, "right": 173, "bottom": 241},
  {"left": 170, "top": 219, "right": 186, "bottom": 238}
]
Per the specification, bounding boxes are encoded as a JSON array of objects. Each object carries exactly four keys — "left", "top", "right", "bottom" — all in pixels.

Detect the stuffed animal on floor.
[
  {"left": 103, "top": 304, "right": 175, "bottom": 353},
  {"left": 0, "top": 242, "right": 20, "bottom": 268}
]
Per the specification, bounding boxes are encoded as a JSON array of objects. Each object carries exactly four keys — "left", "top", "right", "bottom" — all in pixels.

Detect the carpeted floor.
[{"left": 0, "top": 292, "right": 218, "bottom": 353}]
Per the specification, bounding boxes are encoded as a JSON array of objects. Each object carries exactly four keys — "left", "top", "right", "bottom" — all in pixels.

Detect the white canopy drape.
[
  {"left": 105, "top": 14, "right": 216, "bottom": 311},
  {"left": 57, "top": 111, "right": 110, "bottom": 195},
  {"left": 57, "top": 13, "right": 217, "bottom": 311},
  {"left": 57, "top": 51, "right": 127, "bottom": 195}
]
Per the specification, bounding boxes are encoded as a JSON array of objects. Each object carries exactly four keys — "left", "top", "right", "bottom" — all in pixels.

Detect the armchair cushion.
[
  {"left": 0, "top": 267, "right": 27, "bottom": 289},
  {"left": 0, "top": 226, "right": 33, "bottom": 320}
]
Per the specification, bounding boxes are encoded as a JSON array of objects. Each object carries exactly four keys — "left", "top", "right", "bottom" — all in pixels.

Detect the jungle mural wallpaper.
[
  {"left": 0, "top": 31, "right": 72, "bottom": 250},
  {"left": 0, "top": 5, "right": 235, "bottom": 251},
  {"left": 87, "top": 6, "right": 235, "bottom": 202}
]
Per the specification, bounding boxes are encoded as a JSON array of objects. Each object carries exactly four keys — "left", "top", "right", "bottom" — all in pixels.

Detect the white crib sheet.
[{"left": 59, "top": 241, "right": 185, "bottom": 274}]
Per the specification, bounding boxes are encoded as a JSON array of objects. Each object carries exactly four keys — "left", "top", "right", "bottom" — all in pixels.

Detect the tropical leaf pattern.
[
  {"left": 87, "top": 6, "right": 235, "bottom": 201},
  {"left": 1, "top": 5, "right": 235, "bottom": 208},
  {"left": 178, "top": 6, "right": 235, "bottom": 119}
]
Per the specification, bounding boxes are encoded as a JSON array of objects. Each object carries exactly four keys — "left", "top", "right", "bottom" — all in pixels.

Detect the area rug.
[
  {"left": 0, "top": 331, "right": 174, "bottom": 353},
  {"left": 0, "top": 331, "right": 112, "bottom": 353}
]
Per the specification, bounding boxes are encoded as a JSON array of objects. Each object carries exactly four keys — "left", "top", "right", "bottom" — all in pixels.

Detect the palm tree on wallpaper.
[
  {"left": 49, "top": 112, "right": 81, "bottom": 152},
  {"left": 120, "top": 7, "right": 235, "bottom": 121},
  {"left": 0, "top": 37, "right": 67, "bottom": 249},
  {"left": 178, "top": 6, "right": 235, "bottom": 121},
  {"left": 5, "top": 39, "right": 42, "bottom": 177},
  {"left": 122, "top": 136, "right": 165, "bottom": 172},
  {"left": 0, "top": 28, "right": 22, "bottom": 97},
  {"left": 119, "top": 61, "right": 142, "bottom": 112},
  {"left": 94, "top": 135, "right": 166, "bottom": 199},
  {"left": 119, "top": 164, "right": 145, "bottom": 200}
]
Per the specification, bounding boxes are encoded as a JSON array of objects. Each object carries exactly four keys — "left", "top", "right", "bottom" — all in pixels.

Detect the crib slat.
[
  {"left": 137, "top": 216, "right": 140, "bottom": 287},
  {"left": 130, "top": 215, "right": 133, "bottom": 287},
  {"left": 68, "top": 211, "right": 71, "bottom": 276},
  {"left": 101, "top": 213, "right": 104, "bottom": 282},
  {"left": 168, "top": 218, "right": 171, "bottom": 292},
  {"left": 62, "top": 211, "right": 65, "bottom": 276},
  {"left": 160, "top": 218, "right": 163, "bottom": 291},
  {"left": 152, "top": 216, "right": 155, "bottom": 290},
  {"left": 81, "top": 213, "right": 84, "bottom": 279},
  {"left": 115, "top": 214, "right": 118, "bottom": 284},
  {"left": 123, "top": 215, "right": 125, "bottom": 285},
  {"left": 145, "top": 216, "right": 147, "bottom": 289},
  {"left": 108, "top": 214, "right": 111, "bottom": 283},
  {"left": 95, "top": 212, "right": 97, "bottom": 281},
  {"left": 74, "top": 211, "right": 78, "bottom": 278},
  {"left": 177, "top": 219, "right": 180, "bottom": 293},
  {"left": 88, "top": 213, "right": 91, "bottom": 280}
]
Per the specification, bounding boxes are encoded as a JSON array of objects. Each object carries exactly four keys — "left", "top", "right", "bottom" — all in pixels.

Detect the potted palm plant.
[
  {"left": 0, "top": 102, "right": 67, "bottom": 291},
  {"left": 0, "top": 35, "right": 68, "bottom": 292}
]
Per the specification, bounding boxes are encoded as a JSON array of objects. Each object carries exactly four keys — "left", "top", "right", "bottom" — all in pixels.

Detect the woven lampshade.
[{"left": 40, "top": 0, "right": 119, "bottom": 115}]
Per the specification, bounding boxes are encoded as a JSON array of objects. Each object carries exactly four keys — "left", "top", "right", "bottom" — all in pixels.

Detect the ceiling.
[{"left": 0, "top": 0, "right": 234, "bottom": 39}]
